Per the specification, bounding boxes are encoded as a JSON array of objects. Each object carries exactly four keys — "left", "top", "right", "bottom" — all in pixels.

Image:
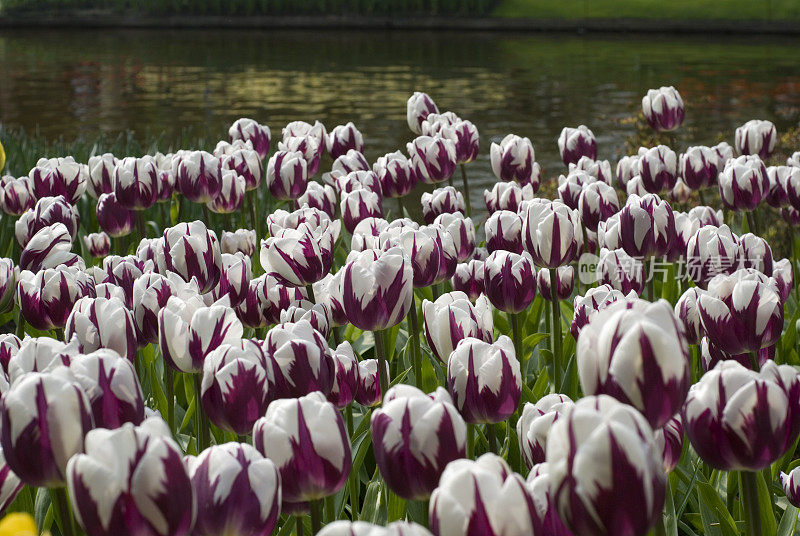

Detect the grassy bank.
[{"left": 493, "top": 0, "right": 800, "bottom": 21}]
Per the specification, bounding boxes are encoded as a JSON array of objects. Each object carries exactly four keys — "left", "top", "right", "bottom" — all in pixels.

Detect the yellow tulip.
[
  {"left": 0, "top": 139, "right": 5, "bottom": 173},
  {"left": 0, "top": 512, "right": 38, "bottom": 536}
]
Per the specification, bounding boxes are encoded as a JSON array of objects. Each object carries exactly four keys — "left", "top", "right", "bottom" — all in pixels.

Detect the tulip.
[
  {"left": 570, "top": 156, "right": 613, "bottom": 184},
  {"left": 737, "top": 232, "right": 773, "bottom": 275},
  {"left": 28, "top": 156, "right": 88, "bottom": 204},
  {"left": 86, "top": 153, "right": 118, "bottom": 199},
  {"left": 6, "top": 337, "right": 80, "bottom": 384},
  {"left": 66, "top": 417, "right": 195, "bottom": 536},
  {"left": 773, "top": 258, "right": 793, "bottom": 303},
  {"left": 207, "top": 169, "right": 245, "bottom": 213},
  {"left": 320, "top": 521, "right": 433, "bottom": 536},
  {"left": 557, "top": 169, "right": 596, "bottom": 210},
  {"left": 103, "top": 255, "right": 152, "bottom": 308},
  {"left": 517, "top": 394, "right": 574, "bottom": 468},
  {"left": 378, "top": 226, "right": 440, "bottom": 288},
  {"left": 201, "top": 340, "right": 272, "bottom": 435},
  {"left": 558, "top": 125, "right": 597, "bottom": 165},
  {"left": 674, "top": 287, "right": 703, "bottom": 345},
  {"left": 262, "top": 274, "right": 308, "bottom": 324},
  {"left": 642, "top": 86, "right": 684, "bottom": 132},
  {"left": 280, "top": 299, "right": 331, "bottom": 338},
  {"left": 131, "top": 272, "right": 182, "bottom": 344},
  {"left": 407, "top": 136, "right": 457, "bottom": 185},
  {"left": 407, "top": 92, "right": 439, "bottom": 134},
  {"left": 525, "top": 463, "right": 575, "bottom": 536},
  {"left": 781, "top": 468, "right": 800, "bottom": 508},
  {"left": 96, "top": 192, "right": 136, "bottom": 238},
  {"left": 700, "top": 337, "right": 774, "bottom": 373},
  {"left": 430, "top": 454, "right": 536, "bottom": 535},
  {"left": 298, "top": 182, "right": 338, "bottom": 218},
  {"left": 577, "top": 180, "right": 620, "bottom": 230},
  {"left": 421, "top": 186, "right": 465, "bottom": 224},
  {"left": 173, "top": 150, "right": 222, "bottom": 204},
  {"left": 221, "top": 228, "right": 257, "bottom": 256},
  {"left": 355, "top": 358, "right": 389, "bottom": 407},
  {"left": 16, "top": 195, "right": 79, "bottom": 246},
  {"left": 65, "top": 296, "right": 137, "bottom": 362},
  {"left": 265, "top": 150, "right": 308, "bottom": 201},
  {"left": 0, "top": 175, "right": 35, "bottom": 215},
  {"left": 332, "top": 149, "right": 370, "bottom": 176},
  {"left": 280, "top": 135, "right": 323, "bottom": 177},
  {"left": 570, "top": 284, "right": 637, "bottom": 340},
  {"left": 655, "top": 415, "right": 684, "bottom": 473},
  {"left": 229, "top": 117, "right": 271, "bottom": 159},
  {"left": 328, "top": 341, "right": 359, "bottom": 408},
  {"left": 688, "top": 205, "right": 724, "bottom": 226},
  {"left": 423, "top": 292, "right": 493, "bottom": 363},
  {"left": 671, "top": 179, "right": 693, "bottom": 205},
  {"left": 522, "top": 199, "right": 581, "bottom": 268},
  {"left": 0, "top": 260, "right": 16, "bottom": 315},
  {"left": 547, "top": 395, "right": 666, "bottom": 536},
  {"left": 698, "top": 269, "right": 783, "bottom": 357},
  {"left": 82, "top": 232, "right": 110, "bottom": 258},
  {"left": 263, "top": 320, "right": 333, "bottom": 399},
  {"left": 735, "top": 119, "right": 777, "bottom": 159},
  {"left": 482, "top": 250, "right": 536, "bottom": 314},
  {"left": 340, "top": 188, "right": 383, "bottom": 234},
  {"left": 335, "top": 170, "right": 382, "bottom": 201},
  {"left": 680, "top": 145, "right": 722, "bottom": 190},
  {"left": 490, "top": 134, "right": 538, "bottom": 187},
  {"left": 327, "top": 122, "right": 364, "bottom": 158},
  {"left": 283, "top": 120, "right": 327, "bottom": 149},
  {"left": 451, "top": 260, "right": 485, "bottom": 301},
  {"left": 69, "top": 348, "right": 145, "bottom": 428},
  {"left": 425, "top": 116, "right": 480, "bottom": 165},
  {"left": 783, "top": 206, "right": 800, "bottom": 224},
  {"left": 253, "top": 391, "right": 351, "bottom": 510},
  {"left": 0, "top": 334, "right": 21, "bottom": 374},
  {"left": 427, "top": 224, "right": 458, "bottom": 284},
  {"left": 0, "top": 449, "right": 22, "bottom": 516},
  {"left": 187, "top": 443, "right": 280, "bottom": 536},
  {"left": 221, "top": 146, "right": 263, "bottom": 191},
  {"left": 765, "top": 165, "right": 792, "bottom": 208},
  {"left": 684, "top": 360, "right": 800, "bottom": 471},
  {"left": 371, "top": 385, "right": 466, "bottom": 500},
  {"left": 1, "top": 369, "right": 93, "bottom": 487},
  {"left": 618, "top": 193, "right": 675, "bottom": 259},
  {"left": 434, "top": 212, "right": 475, "bottom": 262},
  {"left": 447, "top": 335, "right": 520, "bottom": 424},
  {"left": 718, "top": 155, "right": 769, "bottom": 211},
  {"left": 163, "top": 220, "right": 222, "bottom": 293},
  {"left": 159, "top": 295, "right": 244, "bottom": 374},
  {"left": 577, "top": 298, "right": 691, "bottom": 428},
  {"left": 615, "top": 154, "right": 640, "bottom": 189},
  {"left": 626, "top": 177, "right": 646, "bottom": 199},
  {"left": 596, "top": 247, "right": 644, "bottom": 294},
  {"left": 667, "top": 211, "right": 699, "bottom": 261},
  {"left": 113, "top": 156, "right": 158, "bottom": 210},
  {"left": 234, "top": 276, "right": 270, "bottom": 329},
  {"left": 536, "top": 265, "right": 574, "bottom": 301},
  {"left": 135, "top": 236, "right": 163, "bottom": 265},
  {"left": 313, "top": 272, "right": 348, "bottom": 327},
  {"left": 17, "top": 266, "right": 95, "bottom": 331},
  {"left": 485, "top": 210, "right": 522, "bottom": 254},
  {"left": 373, "top": 151, "right": 417, "bottom": 201},
  {"left": 260, "top": 223, "right": 335, "bottom": 288},
  {"left": 637, "top": 145, "right": 678, "bottom": 193},
  {"left": 484, "top": 181, "right": 535, "bottom": 213}
]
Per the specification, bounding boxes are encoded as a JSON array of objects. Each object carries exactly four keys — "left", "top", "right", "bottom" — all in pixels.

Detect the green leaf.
[
  {"left": 755, "top": 471, "right": 778, "bottom": 536},
  {"left": 360, "top": 480, "right": 384, "bottom": 524},
  {"left": 522, "top": 332, "right": 549, "bottom": 353},
  {"left": 778, "top": 505, "right": 799, "bottom": 536},
  {"left": 696, "top": 481, "right": 740, "bottom": 536},
  {"left": 387, "top": 490, "right": 406, "bottom": 522},
  {"left": 663, "top": 473, "right": 678, "bottom": 536},
  {"left": 34, "top": 487, "right": 51, "bottom": 532}
]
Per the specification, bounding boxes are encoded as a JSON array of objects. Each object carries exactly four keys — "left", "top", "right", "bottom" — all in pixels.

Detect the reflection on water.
[{"left": 1, "top": 28, "right": 800, "bottom": 210}]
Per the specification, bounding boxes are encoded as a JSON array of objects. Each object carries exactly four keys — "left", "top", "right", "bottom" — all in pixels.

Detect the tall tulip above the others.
[
  {"left": 558, "top": 125, "right": 597, "bottom": 165},
  {"left": 407, "top": 91, "right": 439, "bottom": 134},
  {"left": 371, "top": 385, "right": 466, "bottom": 501},
  {"left": 735, "top": 119, "right": 777, "bottom": 159},
  {"left": 490, "top": 134, "right": 539, "bottom": 188},
  {"left": 547, "top": 395, "right": 666, "bottom": 536},
  {"left": 642, "top": 86, "right": 684, "bottom": 132},
  {"left": 87, "top": 153, "right": 117, "bottom": 198}
]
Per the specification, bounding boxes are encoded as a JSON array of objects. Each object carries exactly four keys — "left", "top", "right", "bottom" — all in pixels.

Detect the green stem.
[
  {"left": 202, "top": 204, "right": 213, "bottom": 232},
  {"left": 297, "top": 516, "right": 304, "bottom": 536},
  {"left": 749, "top": 351, "right": 760, "bottom": 372},
  {"left": 194, "top": 373, "right": 210, "bottom": 451},
  {"left": 654, "top": 517, "right": 667, "bottom": 536},
  {"left": 740, "top": 471, "right": 762, "bottom": 536},
  {"left": 460, "top": 164, "right": 471, "bottom": 217},
  {"left": 310, "top": 499, "right": 322, "bottom": 534},
  {"left": 431, "top": 284, "right": 441, "bottom": 301},
  {"left": 249, "top": 189, "right": 259, "bottom": 238},
  {"left": 306, "top": 284, "right": 316, "bottom": 303},
  {"left": 396, "top": 195, "right": 405, "bottom": 218},
  {"left": 324, "top": 494, "right": 335, "bottom": 524},
  {"left": 345, "top": 406, "right": 359, "bottom": 520},
  {"left": 550, "top": 268, "right": 563, "bottom": 393},
  {"left": 50, "top": 487, "right": 76, "bottom": 536},
  {"left": 646, "top": 259, "right": 655, "bottom": 302},
  {"left": 486, "top": 423, "right": 497, "bottom": 454},
  {"left": 408, "top": 304, "right": 423, "bottom": 388},
  {"left": 448, "top": 174, "right": 453, "bottom": 187},
  {"left": 165, "top": 364, "right": 175, "bottom": 434},
  {"left": 510, "top": 312, "right": 524, "bottom": 373},
  {"left": 373, "top": 329, "right": 390, "bottom": 402},
  {"left": 466, "top": 423, "right": 475, "bottom": 459},
  {"left": 136, "top": 210, "right": 146, "bottom": 239},
  {"left": 698, "top": 189, "right": 706, "bottom": 206},
  {"left": 15, "top": 309, "right": 25, "bottom": 339}
]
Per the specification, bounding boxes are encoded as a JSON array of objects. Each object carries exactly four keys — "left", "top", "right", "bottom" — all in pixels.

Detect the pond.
[{"left": 1, "top": 28, "right": 800, "bottom": 211}]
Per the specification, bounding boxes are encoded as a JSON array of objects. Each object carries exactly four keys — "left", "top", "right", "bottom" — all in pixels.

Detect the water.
[{"left": 2, "top": 28, "right": 800, "bottom": 211}]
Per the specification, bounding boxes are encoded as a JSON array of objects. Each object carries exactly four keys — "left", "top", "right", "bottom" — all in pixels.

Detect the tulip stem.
[
  {"left": 486, "top": 423, "right": 497, "bottom": 454},
  {"left": 448, "top": 174, "right": 453, "bottom": 187},
  {"left": 654, "top": 518, "right": 667, "bottom": 536},
  {"left": 193, "top": 373, "right": 210, "bottom": 451},
  {"left": 407, "top": 304, "right": 423, "bottom": 388},
  {"left": 249, "top": 189, "right": 259, "bottom": 239},
  {"left": 460, "top": 164, "right": 471, "bottom": 217},
  {"left": 748, "top": 351, "right": 760, "bottom": 372},
  {"left": 373, "top": 329, "right": 390, "bottom": 402},
  {"left": 646, "top": 259, "right": 655, "bottom": 302},
  {"left": 296, "top": 516, "right": 304, "bottom": 536},
  {"left": 431, "top": 284, "right": 441, "bottom": 301},
  {"left": 698, "top": 189, "right": 706, "bottom": 206},
  {"left": 50, "top": 487, "right": 76, "bottom": 536},
  {"left": 324, "top": 494, "right": 335, "bottom": 524},
  {"left": 15, "top": 309, "right": 25, "bottom": 339},
  {"left": 345, "top": 406, "right": 360, "bottom": 519},
  {"left": 741, "top": 471, "right": 762, "bottom": 536},
  {"left": 306, "top": 284, "right": 316, "bottom": 303},
  {"left": 310, "top": 499, "right": 322, "bottom": 534},
  {"left": 165, "top": 364, "right": 175, "bottom": 434},
  {"left": 466, "top": 423, "right": 475, "bottom": 459},
  {"left": 136, "top": 210, "right": 146, "bottom": 239},
  {"left": 549, "top": 268, "right": 562, "bottom": 393},
  {"left": 396, "top": 196, "right": 405, "bottom": 218},
  {"left": 510, "top": 312, "right": 524, "bottom": 372}
]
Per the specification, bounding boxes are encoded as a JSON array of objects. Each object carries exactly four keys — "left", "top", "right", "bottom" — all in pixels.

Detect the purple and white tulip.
[
  {"left": 618, "top": 193, "right": 675, "bottom": 259},
  {"left": 596, "top": 247, "right": 644, "bottom": 295},
  {"left": 423, "top": 292, "right": 493, "bottom": 363},
  {"left": 263, "top": 320, "right": 333, "bottom": 399},
  {"left": 83, "top": 232, "right": 110, "bottom": 258},
  {"left": 328, "top": 342, "right": 359, "bottom": 408},
  {"left": 522, "top": 199, "right": 581, "bottom": 268},
  {"left": 451, "top": 260, "right": 485, "bottom": 301},
  {"left": 327, "top": 122, "right": 364, "bottom": 158},
  {"left": 65, "top": 296, "right": 137, "bottom": 362},
  {"left": 96, "top": 192, "right": 136, "bottom": 237},
  {"left": 485, "top": 210, "right": 523, "bottom": 254},
  {"left": 266, "top": 150, "right": 308, "bottom": 201},
  {"left": 735, "top": 119, "right": 777, "bottom": 159},
  {"left": 207, "top": 169, "right": 245, "bottom": 213},
  {"left": 483, "top": 250, "right": 536, "bottom": 314},
  {"left": 642, "top": 86, "right": 684, "bottom": 132},
  {"left": 517, "top": 394, "right": 574, "bottom": 469},
  {"left": 298, "top": 182, "right": 338, "bottom": 218},
  {"left": 570, "top": 284, "right": 637, "bottom": 340},
  {"left": 29, "top": 156, "right": 88, "bottom": 204},
  {"left": 173, "top": 150, "right": 223, "bottom": 204},
  {"left": 490, "top": 134, "right": 538, "bottom": 187},
  {"left": 0, "top": 175, "right": 35, "bottom": 215},
  {"left": 87, "top": 153, "right": 118, "bottom": 198},
  {"left": 221, "top": 146, "right": 263, "bottom": 191},
  {"left": 340, "top": 188, "right": 383, "bottom": 234},
  {"left": 163, "top": 220, "right": 223, "bottom": 293},
  {"left": 484, "top": 181, "right": 535, "bottom": 213},
  {"left": 537, "top": 265, "right": 574, "bottom": 301},
  {"left": 229, "top": 118, "right": 271, "bottom": 159},
  {"left": 407, "top": 136, "right": 457, "bottom": 185},
  {"left": 113, "top": 156, "right": 159, "bottom": 210},
  {"left": 637, "top": 145, "right": 678, "bottom": 193},
  {"left": 577, "top": 181, "right": 620, "bottom": 230},
  {"left": 407, "top": 92, "right": 439, "bottom": 134},
  {"left": 421, "top": 186, "right": 465, "bottom": 224},
  {"left": 718, "top": 155, "right": 769, "bottom": 211},
  {"left": 781, "top": 468, "right": 800, "bottom": 508},
  {"left": 18, "top": 266, "right": 95, "bottom": 331},
  {"left": 221, "top": 228, "right": 257, "bottom": 257},
  {"left": 655, "top": 415, "right": 684, "bottom": 473},
  {"left": 355, "top": 358, "right": 389, "bottom": 407},
  {"left": 16, "top": 194, "right": 80, "bottom": 245},
  {"left": 373, "top": 151, "right": 417, "bottom": 199},
  {"left": 558, "top": 125, "right": 597, "bottom": 165},
  {"left": 685, "top": 224, "right": 740, "bottom": 287},
  {"left": 680, "top": 145, "right": 723, "bottom": 190}
]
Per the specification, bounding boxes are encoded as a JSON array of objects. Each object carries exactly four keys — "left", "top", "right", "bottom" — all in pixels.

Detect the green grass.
[{"left": 493, "top": 0, "right": 800, "bottom": 20}]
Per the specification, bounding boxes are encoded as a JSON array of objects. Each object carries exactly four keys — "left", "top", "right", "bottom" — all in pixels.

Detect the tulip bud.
[
  {"left": 163, "top": 220, "right": 223, "bottom": 293},
  {"left": 0, "top": 176, "right": 35, "bottom": 216},
  {"left": 298, "top": 182, "right": 338, "bottom": 218},
  {"left": 355, "top": 358, "right": 389, "bottom": 407},
  {"left": 642, "top": 86, "right": 684, "bottom": 132},
  {"left": 221, "top": 228, "right": 257, "bottom": 257},
  {"left": 596, "top": 247, "right": 644, "bottom": 294},
  {"left": 615, "top": 154, "right": 640, "bottom": 189},
  {"left": 618, "top": 193, "right": 675, "bottom": 259},
  {"left": 765, "top": 165, "right": 793, "bottom": 208},
  {"left": 737, "top": 232, "right": 773, "bottom": 275},
  {"left": 430, "top": 453, "right": 536, "bottom": 535},
  {"left": 674, "top": 287, "right": 703, "bottom": 345},
  {"left": 680, "top": 145, "right": 722, "bottom": 190},
  {"left": 82, "top": 232, "right": 110, "bottom": 258},
  {"left": 683, "top": 360, "right": 800, "bottom": 470},
  {"left": 67, "top": 417, "right": 195, "bottom": 536},
  {"left": 229, "top": 117, "right": 271, "bottom": 159},
  {"left": 374, "top": 151, "right": 417, "bottom": 199},
  {"left": 1, "top": 369, "right": 93, "bottom": 487},
  {"left": 490, "top": 134, "right": 538, "bottom": 187},
  {"left": 408, "top": 136, "right": 457, "bottom": 185},
  {"left": 187, "top": 443, "right": 281, "bottom": 536},
  {"left": 517, "top": 394, "right": 574, "bottom": 468},
  {"left": 320, "top": 521, "right": 433, "bottom": 536},
  {"left": 578, "top": 180, "right": 620, "bottom": 230},
  {"left": 547, "top": 395, "right": 666, "bottom": 536},
  {"left": 340, "top": 188, "right": 383, "bottom": 234},
  {"left": 522, "top": 199, "right": 581, "bottom": 268},
  {"left": 328, "top": 342, "right": 359, "bottom": 408},
  {"left": 341, "top": 247, "right": 412, "bottom": 331},
  {"left": 407, "top": 92, "right": 439, "bottom": 134},
  {"left": 371, "top": 385, "right": 466, "bottom": 500},
  {"left": 483, "top": 250, "right": 536, "bottom": 314},
  {"left": 201, "top": 340, "right": 272, "bottom": 435},
  {"left": 781, "top": 467, "right": 800, "bottom": 508},
  {"left": 570, "top": 284, "right": 637, "bottom": 340},
  {"left": 578, "top": 299, "right": 691, "bottom": 428},
  {"left": 69, "top": 348, "right": 145, "bottom": 428},
  {"left": 451, "top": 260, "right": 485, "bottom": 301},
  {"left": 96, "top": 192, "right": 136, "bottom": 238},
  {"left": 558, "top": 125, "right": 597, "bottom": 165},
  {"left": 447, "top": 335, "right": 520, "bottom": 424},
  {"left": 718, "top": 155, "right": 769, "bottom": 211},
  {"left": 29, "top": 156, "right": 88, "bottom": 204},
  {"left": 484, "top": 181, "right": 535, "bottom": 213},
  {"left": 65, "top": 296, "right": 137, "bottom": 362},
  {"left": 173, "top": 150, "right": 223, "bottom": 204},
  {"left": 537, "top": 265, "right": 574, "bottom": 301},
  {"left": 280, "top": 299, "right": 331, "bottom": 338},
  {"left": 655, "top": 415, "right": 684, "bottom": 473},
  {"left": 485, "top": 210, "right": 522, "bottom": 254},
  {"left": 17, "top": 266, "right": 95, "bottom": 331},
  {"left": 253, "top": 392, "right": 351, "bottom": 507},
  {"left": 735, "top": 119, "right": 777, "bottom": 159}
]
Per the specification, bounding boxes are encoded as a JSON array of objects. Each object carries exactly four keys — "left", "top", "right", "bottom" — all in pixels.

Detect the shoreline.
[{"left": 1, "top": 13, "right": 800, "bottom": 35}]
